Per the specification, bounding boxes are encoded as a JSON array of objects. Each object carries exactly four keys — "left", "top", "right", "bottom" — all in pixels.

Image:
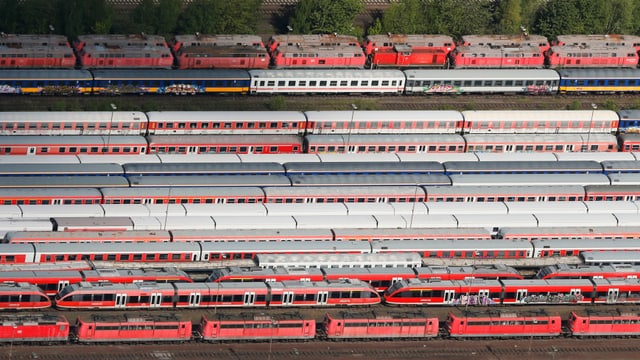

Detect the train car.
[
  {"left": 31, "top": 242, "right": 202, "bottom": 263},
  {"left": 304, "top": 110, "right": 463, "bottom": 135},
  {"left": 77, "top": 46, "right": 173, "bottom": 69},
  {"left": 283, "top": 161, "right": 444, "bottom": 175},
  {"left": 404, "top": 69, "right": 559, "bottom": 95},
  {"left": 91, "top": 69, "right": 251, "bottom": 95},
  {"left": 547, "top": 45, "right": 638, "bottom": 68},
  {"left": 0, "top": 175, "right": 127, "bottom": 188},
  {"left": 0, "top": 282, "right": 50, "bottom": 309},
  {"left": 266, "top": 34, "right": 360, "bottom": 54},
  {"left": 147, "top": 134, "right": 303, "bottom": 155},
  {"left": 619, "top": 133, "right": 640, "bottom": 152},
  {"left": 369, "top": 46, "right": 449, "bottom": 68},
  {"left": 288, "top": 173, "right": 449, "bottom": 187},
  {"left": 324, "top": 310, "right": 439, "bottom": 339},
  {"left": 267, "top": 279, "right": 381, "bottom": 307},
  {"left": 532, "top": 239, "right": 640, "bottom": 258},
  {"left": 145, "top": 111, "right": 306, "bottom": 135},
  {"left": 50, "top": 217, "right": 135, "bottom": 231},
  {"left": 5, "top": 230, "right": 170, "bottom": 243},
  {"left": 200, "top": 312, "right": 315, "bottom": 341},
  {"left": 0, "top": 34, "right": 71, "bottom": 47},
  {"left": 171, "top": 228, "right": 334, "bottom": 242},
  {"left": 0, "top": 188, "right": 102, "bottom": 205},
  {"left": 74, "top": 313, "right": 191, "bottom": 342},
  {"left": 585, "top": 184, "right": 640, "bottom": 201},
  {"left": 0, "top": 314, "right": 69, "bottom": 343},
  {"left": 55, "top": 281, "right": 176, "bottom": 309},
  {"left": 461, "top": 110, "right": 619, "bottom": 134},
  {"left": 568, "top": 308, "right": 640, "bottom": 337},
  {"left": 0, "top": 270, "right": 83, "bottom": 296},
  {"left": 127, "top": 174, "right": 291, "bottom": 187},
  {"left": 557, "top": 68, "right": 640, "bottom": 94},
  {"left": 208, "top": 266, "right": 325, "bottom": 283},
  {"left": 383, "top": 278, "right": 503, "bottom": 306},
  {"left": 443, "top": 160, "right": 602, "bottom": 174},
  {"left": 124, "top": 162, "right": 284, "bottom": 177},
  {"left": 498, "top": 226, "right": 640, "bottom": 241},
  {"left": 592, "top": 278, "right": 640, "bottom": 304},
  {"left": 536, "top": 263, "right": 640, "bottom": 280},
  {"left": 460, "top": 34, "right": 550, "bottom": 53},
  {"left": 172, "top": 34, "right": 268, "bottom": 69},
  {"left": 602, "top": 160, "right": 640, "bottom": 174},
  {"left": 248, "top": 69, "right": 405, "bottom": 95},
  {"left": 100, "top": 186, "right": 266, "bottom": 205},
  {"left": 449, "top": 173, "right": 610, "bottom": 186},
  {"left": 581, "top": 251, "right": 640, "bottom": 265},
  {"left": 0, "top": 46, "right": 75, "bottom": 69},
  {"left": 319, "top": 267, "right": 417, "bottom": 292},
  {"left": 554, "top": 34, "right": 640, "bottom": 51},
  {"left": 0, "top": 163, "right": 124, "bottom": 176},
  {"left": 416, "top": 264, "right": 524, "bottom": 281},
  {"left": 199, "top": 240, "right": 371, "bottom": 261},
  {"left": 0, "top": 69, "right": 93, "bottom": 95},
  {"left": 617, "top": 110, "right": 640, "bottom": 133},
  {"left": 371, "top": 239, "right": 533, "bottom": 259},
  {"left": 451, "top": 45, "right": 544, "bottom": 69},
  {"left": 464, "top": 133, "right": 618, "bottom": 153},
  {"left": 304, "top": 134, "right": 465, "bottom": 154},
  {"left": 262, "top": 185, "right": 426, "bottom": 204},
  {"left": 445, "top": 309, "right": 561, "bottom": 338},
  {"left": 500, "top": 279, "right": 593, "bottom": 304},
  {"left": 332, "top": 227, "right": 492, "bottom": 242},
  {"left": 0, "top": 135, "right": 147, "bottom": 155},
  {"left": 423, "top": 185, "right": 586, "bottom": 202}
]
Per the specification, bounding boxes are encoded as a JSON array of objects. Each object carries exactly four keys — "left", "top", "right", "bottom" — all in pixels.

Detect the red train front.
[
  {"left": 200, "top": 312, "right": 315, "bottom": 341},
  {"left": 74, "top": 313, "right": 192, "bottom": 343},
  {"left": 568, "top": 308, "right": 640, "bottom": 337},
  {"left": 0, "top": 314, "right": 68, "bottom": 343}
]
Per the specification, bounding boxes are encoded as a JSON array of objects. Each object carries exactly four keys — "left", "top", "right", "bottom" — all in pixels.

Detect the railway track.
[{"left": 1, "top": 94, "right": 638, "bottom": 112}]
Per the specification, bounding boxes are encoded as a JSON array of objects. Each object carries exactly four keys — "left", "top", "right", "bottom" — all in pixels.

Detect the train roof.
[
  {"left": 255, "top": 252, "right": 423, "bottom": 268},
  {"left": 461, "top": 34, "right": 549, "bottom": 45},
  {"left": 557, "top": 68, "right": 640, "bottom": 79},
  {"left": 554, "top": 152, "right": 636, "bottom": 161},
  {"left": 315, "top": 153, "right": 400, "bottom": 163},
  {"left": 331, "top": 227, "right": 492, "bottom": 239},
  {"left": 289, "top": 174, "right": 450, "bottom": 187},
  {"left": 128, "top": 174, "right": 291, "bottom": 187},
  {"left": 90, "top": 69, "right": 250, "bottom": 79},
  {"left": 99, "top": 186, "right": 265, "bottom": 197},
  {"left": 443, "top": 160, "right": 602, "bottom": 173},
  {"left": 0, "top": 69, "right": 92, "bottom": 80},
  {"left": 425, "top": 202, "right": 507, "bottom": 215},
  {"left": 181, "top": 203, "right": 267, "bottom": 216},
  {"left": 304, "top": 110, "right": 463, "bottom": 123},
  {"left": 147, "top": 134, "right": 301, "bottom": 145},
  {"left": 123, "top": 162, "right": 284, "bottom": 176},
  {"left": 583, "top": 200, "right": 639, "bottom": 213},
  {"left": 36, "top": 241, "right": 201, "bottom": 254},
  {"left": 617, "top": 109, "right": 640, "bottom": 121},
  {"left": 262, "top": 185, "right": 425, "bottom": 196},
  {"left": 548, "top": 44, "right": 638, "bottom": 55},
  {"left": 0, "top": 135, "right": 147, "bottom": 146},
  {"left": 372, "top": 238, "right": 532, "bottom": 251},
  {"left": 174, "top": 34, "right": 263, "bottom": 46},
  {"left": 0, "top": 162, "right": 124, "bottom": 176},
  {"left": 503, "top": 201, "right": 587, "bottom": 214},
  {"left": 602, "top": 160, "right": 640, "bottom": 172},
  {"left": 4, "top": 230, "right": 169, "bottom": 242},
  {"left": 283, "top": 161, "right": 444, "bottom": 174},
  {"left": 404, "top": 69, "right": 559, "bottom": 81},
  {"left": 19, "top": 204, "right": 104, "bottom": 218},
  {"left": 0, "top": 187, "right": 101, "bottom": 197},
  {"left": 534, "top": 238, "right": 640, "bottom": 251},
  {"left": 77, "top": 155, "right": 160, "bottom": 164},
  {"left": 581, "top": 251, "right": 640, "bottom": 264},
  {"left": 268, "top": 278, "right": 372, "bottom": 290},
  {"left": 170, "top": 228, "right": 334, "bottom": 241},
  {"left": 201, "top": 240, "right": 371, "bottom": 253},
  {"left": 0, "top": 176, "right": 128, "bottom": 188},
  {"left": 248, "top": 69, "right": 405, "bottom": 79},
  {"left": 145, "top": 110, "right": 306, "bottom": 123},
  {"left": 453, "top": 44, "right": 543, "bottom": 55},
  {"left": 78, "top": 312, "right": 183, "bottom": 323},
  {"left": 304, "top": 134, "right": 464, "bottom": 145},
  {"left": 264, "top": 203, "right": 347, "bottom": 216},
  {"left": 424, "top": 184, "right": 585, "bottom": 195},
  {"left": 208, "top": 215, "right": 296, "bottom": 230},
  {"left": 608, "top": 173, "right": 640, "bottom": 185},
  {"left": 555, "top": 34, "right": 640, "bottom": 46},
  {"left": 465, "top": 133, "right": 616, "bottom": 142},
  {"left": 365, "top": 34, "right": 454, "bottom": 44},
  {"left": 461, "top": 109, "right": 619, "bottom": 122},
  {"left": 449, "top": 173, "right": 610, "bottom": 186},
  {"left": 473, "top": 153, "right": 557, "bottom": 162}
]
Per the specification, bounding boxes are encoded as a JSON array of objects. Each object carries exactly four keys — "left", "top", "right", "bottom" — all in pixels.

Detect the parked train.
[
  {"left": 0, "top": 109, "right": 628, "bottom": 136},
  {"left": 6, "top": 308, "right": 640, "bottom": 344},
  {"left": 5, "top": 67, "right": 640, "bottom": 96},
  {"left": 3, "top": 33, "right": 640, "bottom": 70}
]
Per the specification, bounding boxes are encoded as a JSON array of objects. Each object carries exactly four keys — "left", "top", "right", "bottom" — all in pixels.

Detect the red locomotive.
[
  {"left": 451, "top": 45, "right": 545, "bottom": 69},
  {"left": 0, "top": 314, "right": 69, "bottom": 343},
  {"left": 271, "top": 45, "right": 366, "bottom": 69},
  {"left": 547, "top": 45, "right": 638, "bottom": 68},
  {"left": 364, "top": 34, "right": 455, "bottom": 68},
  {"left": 74, "top": 313, "right": 192, "bottom": 343},
  {"left": 266, "top": 34, "right": 360, "bottom": 54},
  {"left": 74, "top": 34, "right": 172, "bottom": 69},
  {"left": 568, "top": 308, "right": 640, "bottom": 337},
  {"left": 200, "top": 312, "right": 315, "bottom": 341},
  {"left": 554, "top": 34, "right": 640, "bottom": 52},
  {"left": 323, "top": 310, "right": 439, "bottom": 339},
  {"left": 460, "top": 34, "right": 551, "bottom": 53},
  {"left": 445, "top": 309, "right": 561, "bottom": 338},
  {"left": 172, "top": 34, "right": 268, "bottom": 69},
  {"left": 0, "top": 34, "right": 76, "bottom": 68}
]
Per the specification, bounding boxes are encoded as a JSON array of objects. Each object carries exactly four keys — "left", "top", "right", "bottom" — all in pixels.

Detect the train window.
[
  {"left": 278, "top": 81, "right": 285, "bottom": 86},
  {"left": 495, "top": 81, "right": 503, "bottom": 86},
  {"left": 361, "top": 81, "right": 368, "bottom": 86},
  {"left": 350, "top": 80, "right": 357, "bottom": 86},
  {"left": 505, "top": 80, "right": 513, "bottom": 86},
  {"left": 372, "top": 81, "right": 379, "bottom": 86},
  {"left": 267, "top": 81, "right": 275, "bottom": 86},
  {"left": 330, "top": 81, "right": 337, "bottom": 86},
  {"left": 320, "top": 81, "right": 327, "bottom": 86},
  {"left": 309, "top": 81, "right": 317, "bottom": 86}
]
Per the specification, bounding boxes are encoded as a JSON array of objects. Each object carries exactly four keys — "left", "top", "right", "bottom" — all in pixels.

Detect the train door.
[
  {"left": 150, "top": 292, "right": 162, "bottom": 307},
  {"left": 505, "top": 145, "right": 513, "bottom": 152},
  {"left": 478, "top": 289, "right": 490, "bottom": 305},
  {"left": 569, "top": 288, "right": 582, "bottom": 302},
  {"left": 566, "top": 144, "right": 574, "bottom": 152},
  {"left": 57, "top": 280, "right": 70, "bottom": 293},
  {"left": 52, "top": 199, "right": 63, "bottom": 205},
  {"left": 115, "top": 293, "right": 127, "bottom": 308},
  {"left": 347, "top": 145, "right": 356, "bottom": 153},
  {"left": 516, "top": 289, "right": 528, "bottom": 303},
  {"left": 189, "top": 292, "right": 201, "bottom": 307},
  {"left": 607, "top": 288, "right": 619, "bottom": 303},
  {"left": 317, "top": 291, "right": 328, "bottom": 305},
  {"left": 27, "top": 146, "right": 37, "bottom": 155},
  {"left": 187, "top": 146, "right": 197, "bottom": 154},
  {"left": 443, "top": 289, "right": 456, "bottom": 304},
  {"left": 243, "top": 291, "right": 256, "bottom": 306},
  {"left": 282, "top": 291, "right": 294, "bottom": 305}
]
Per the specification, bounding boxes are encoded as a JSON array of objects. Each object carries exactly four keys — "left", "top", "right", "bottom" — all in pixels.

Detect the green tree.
[
  {"left": 381, "top": 0, "right": 425, "bottom": 34},
  {"left": 178, "top": 0, "right": 260, "bottom": 34},
  {"left": 534, "top": 0, "right": 582, "bottom": 39},
  {"left": 156, "top": 0, "right": 182, "bottom": 35},
  {"left": 131, "top": 0, "right": 158, "bottom": 34},
  {"left": 0, "top": 0, "right": 20, "bottom": 33},
  {"left": 17, "top": 0, "right": 57, "bottom": 33},
  {"left": 494, "top": 0, "right": 522, "bottom": 34},
  {"left": 288, "top": 0, "right": 363, "bottom": 36}
]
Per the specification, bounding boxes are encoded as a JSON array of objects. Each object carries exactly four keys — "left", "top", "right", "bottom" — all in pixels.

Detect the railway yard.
[{"left": 7, "top": 23, "right": 640, "bottom": 360}]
